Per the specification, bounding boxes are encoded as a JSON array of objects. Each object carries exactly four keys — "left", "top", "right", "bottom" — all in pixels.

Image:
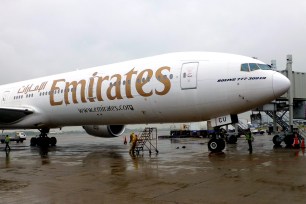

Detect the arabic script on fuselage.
[{"left": 18, "top": 82, "right": 48, "bottom": 94}]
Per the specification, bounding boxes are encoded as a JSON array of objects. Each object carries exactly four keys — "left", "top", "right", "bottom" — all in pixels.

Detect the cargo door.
[{"left": 180, "top": 62, "right": 198, "bottom": 89}]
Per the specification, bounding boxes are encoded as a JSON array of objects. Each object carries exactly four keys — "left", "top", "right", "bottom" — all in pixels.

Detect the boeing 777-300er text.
[{"left": 0, "top": 52, "right": 290, "bottom": 152}]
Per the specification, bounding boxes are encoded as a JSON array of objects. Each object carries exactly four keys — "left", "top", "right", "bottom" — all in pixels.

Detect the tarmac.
[{"left": 1, "top": 131, "right": 306, "bottom": 204}]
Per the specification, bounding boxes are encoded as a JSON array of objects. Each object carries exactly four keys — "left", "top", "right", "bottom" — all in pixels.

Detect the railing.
[{"left": 135, "top": 127, "right": 158, "bottom": 155}]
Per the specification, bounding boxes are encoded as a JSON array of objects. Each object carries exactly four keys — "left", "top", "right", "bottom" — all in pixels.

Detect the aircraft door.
[
  {"left": 180, "top": 62, "right": 198, "bottom": 89},
  {"left": 1, "top": 91, "right": 10, "bottom": 105}
]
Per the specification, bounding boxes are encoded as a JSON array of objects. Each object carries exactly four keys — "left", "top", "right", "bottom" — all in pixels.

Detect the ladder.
[
  {"left": 135, "top": 127, "right": 159, "bottom": 155},
  {"left": 265, "top": 111, "right": 290, "bottom": 131},
  {"left": 230, "top": 120, "right": 249, "bottom": 134}
]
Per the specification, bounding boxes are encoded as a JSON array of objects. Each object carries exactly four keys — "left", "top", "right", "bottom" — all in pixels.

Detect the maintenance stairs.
[
  {"left": 135, "top": 127, "right": 159, "bottom": 155},
  {"left": 265, "top": 111, "right": 290, "bottom": 131},
  {"left": 264, "top": 111, "right": 306, "bottom": 138},
  {"left": 237, "top": 120, "right": 249, "bottom": 132},
  {"left": 231, "top": 120, "right": 249, "bottom": 133}
]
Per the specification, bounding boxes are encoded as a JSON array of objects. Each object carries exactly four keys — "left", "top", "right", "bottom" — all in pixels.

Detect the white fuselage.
[{"left": 0, "top": 52, "right": 290, "bottom": 129}]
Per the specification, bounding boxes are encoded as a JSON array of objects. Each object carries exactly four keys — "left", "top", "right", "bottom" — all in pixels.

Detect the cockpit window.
[
  {"left": 241, "top": 63, "right": 249, "bottom": 72},
  {"left": 257, "top": 64, "right": 272, "bottom": 70},
  {"left": 249, "top": 63, "right": 260, "bottom": 71},
  {"left": 241, "top": 63, "right": 271, "bottom": 72}
]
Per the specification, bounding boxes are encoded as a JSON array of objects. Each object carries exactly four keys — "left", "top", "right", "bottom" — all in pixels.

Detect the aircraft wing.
[{"left": 0, "top": 107, "right": 34, "bottom": 124}]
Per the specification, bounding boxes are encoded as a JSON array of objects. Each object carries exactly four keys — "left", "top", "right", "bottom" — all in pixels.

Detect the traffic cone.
[
  {"left": 293, "top": 135, "right": 300, "bottom": 148},
  {"left": 301, "top": 138, "right": 305, "bottom": 148},
  {"left": 124, "top": 136, "right": 127, "bottom": 145}
]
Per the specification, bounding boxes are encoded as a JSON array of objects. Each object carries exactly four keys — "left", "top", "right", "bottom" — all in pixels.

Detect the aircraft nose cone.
[{"left": 272, "top": 72, "right": 290, "bottom": 98}]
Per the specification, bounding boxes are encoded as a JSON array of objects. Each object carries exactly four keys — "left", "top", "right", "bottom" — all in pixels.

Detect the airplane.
[{"left": 0, "top": 52, "right": 290, "bottom": 152}]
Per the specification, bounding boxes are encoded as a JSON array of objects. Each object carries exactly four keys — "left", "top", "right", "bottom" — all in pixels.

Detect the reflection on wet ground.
[{"left": 1, "top": 132, "right": 306, "bottom": 203}]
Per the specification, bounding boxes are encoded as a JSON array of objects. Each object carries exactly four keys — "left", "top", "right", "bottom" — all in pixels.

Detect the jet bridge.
[{"left": 253, "top": 54, "right": 306, "bottom": 136}]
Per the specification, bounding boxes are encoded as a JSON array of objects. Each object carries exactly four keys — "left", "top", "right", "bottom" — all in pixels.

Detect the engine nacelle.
[{"left": 82, "top": 125, "right": 125, "bottom": 138}]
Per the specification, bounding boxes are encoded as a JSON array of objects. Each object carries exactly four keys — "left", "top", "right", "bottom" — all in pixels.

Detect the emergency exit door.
[{"left": 180, "top": 62, "right": 198, "bottom": 89}]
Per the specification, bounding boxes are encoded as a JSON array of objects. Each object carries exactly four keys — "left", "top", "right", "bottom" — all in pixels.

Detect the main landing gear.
[
  {"left": 273, "top": 132, "right": 303, "bottom": 147},
  {"left": 30, "top": 128, "right": 57, "bottom": 147}
]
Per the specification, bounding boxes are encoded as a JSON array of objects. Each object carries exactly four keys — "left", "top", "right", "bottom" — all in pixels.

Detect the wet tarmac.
[{"left": 1, "top": 131, "right": 306, "bottom": 204}]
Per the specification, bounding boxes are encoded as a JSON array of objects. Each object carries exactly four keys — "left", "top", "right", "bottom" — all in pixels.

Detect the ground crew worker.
[
  {"left": 129, "top": 134, "right": 138, "bottom": 155},
  {"left": 245, "top": 129, "right": 253, "bottom": 154},
  {"left": 129, "top": 132, "right": 135, "bottom": 143},
  {"left": 124, "top": 136, "right": 127, "bottom": 145},
  {"left": 5, "top": 135, "right": 11, "bottom": 151}
]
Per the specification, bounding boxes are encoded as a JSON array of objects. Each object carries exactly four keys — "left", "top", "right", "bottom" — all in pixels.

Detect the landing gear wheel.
[
  {"left": 208, "top": 138, "right": 225, "bottom": 152},
  {"left": 219, "top": 139, "right": 225, "bottom": 150},
  {"left": 50, "top": 137, "right": 57, "bottom": 146},
  {"left": 36, "top": 137, "right": 41, "bottom": 146},
  {"left": 226, "top": 135, "right": 237, "bottom": 144},
  {"left": 284, "top": 135, "right": 294, "bottom": 147},
  {"left": 30, "top": 137, "right": 37, "bottom": 146},
  {"left": 273, "top": 135, "right": 282, "bottom": 146},
  {"left": 40, "top": 137, "right": 50, "bottom": 148}
]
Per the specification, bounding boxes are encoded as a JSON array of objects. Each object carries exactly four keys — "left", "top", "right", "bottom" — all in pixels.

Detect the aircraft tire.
[
  {"left": 226, "top": 135, "right": 237, "bottom": 144},
  {"left": 208, "top": 138, "right": 225, "bottom": 152},
  {"left": 30, "top": 137, "right": 37, "bottom": 146},
  {"left": 272, "top": 135, "right": 282, "bottom": 146},
  {"left": 41, "top": 137, "right": 50, "bottom": 148},
  {"left": 219, "top": 139, "right": 225, "bottom": 151},
  {"left": 50, "top": 137, "right": 57, "bottom": 146},
  {"left": 36, "top": 137, "right": 41, "bottom": 146},
  {"left": 284, "top": 135, "right": 294, "bottom": 147}
]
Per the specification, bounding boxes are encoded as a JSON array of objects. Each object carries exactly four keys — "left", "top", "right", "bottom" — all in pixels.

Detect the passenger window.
[
  {"left": 241, "top": 63, "right": 249, "bottom": 72},
  {"left": 249, "top": 63, "right": 260, "bottom": 71}
]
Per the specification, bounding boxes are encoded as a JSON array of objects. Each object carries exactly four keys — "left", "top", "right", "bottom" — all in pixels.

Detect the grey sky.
[{"left": 1, "top": 0, "right": 305, "bottom": 85}]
